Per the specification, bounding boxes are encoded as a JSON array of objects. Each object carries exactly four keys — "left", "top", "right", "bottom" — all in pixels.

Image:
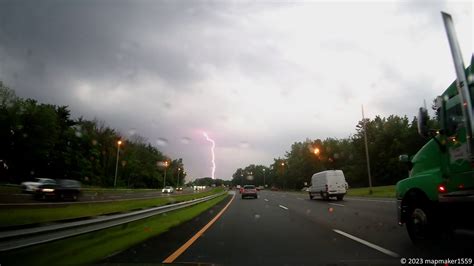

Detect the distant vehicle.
[
  {"left": 270, "top": 186, "right": 279, "bottom": 191},
  {"left": 162, "top": 186, "right": 174, "bottom": 193},
  {"left": 241, "top": 185, "right": 257, "bottom": 199},
  {"left": 301, "top": 187, "right": 309, "bottom": 192},
  {"left": 308, "top": 170, "right": 348, "bottom": 201},
  {"left": 21, "top": 178, "right": 56, "bottom": 193},
  {"left": 34, "top": 179, "right": 81, "bottom": 201},
  {"left": 257, "top": 186, "right": 264, "bottom": 191},
  {"left": 176, "top": 187, "right": 183, "bottom": 191},
  {"left": 236, "top": 185, "right": 241, "bottom": 189}
]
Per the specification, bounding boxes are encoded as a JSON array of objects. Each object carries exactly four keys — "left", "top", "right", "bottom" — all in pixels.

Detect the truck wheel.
[
  {"left": 406, "top": 204, "right": 437, "bottom": 244},
  {"left": 336, "top": 195, "right": 344, "bottom": 201},
  {"left": 309, "top": 193, "right": 314, "bottom": 200}
]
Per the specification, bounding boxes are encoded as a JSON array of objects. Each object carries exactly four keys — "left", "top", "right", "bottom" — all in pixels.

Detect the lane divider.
[
  {"left": 332, "top": 229, "right": 399, "bottom": 258},
  {"left": 278, "top": 205, "right": 289, "bottom": 210},
  {"left": 328, "top": 203, "right": 344, "bottom": 207},
  {"left": 163, "top": 193, "right": 235, "bottom": 264},
  {"left": 264, "top": 199, "right": 269, "bottom": 202}
]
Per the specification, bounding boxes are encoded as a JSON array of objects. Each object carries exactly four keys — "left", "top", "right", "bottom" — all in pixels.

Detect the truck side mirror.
[{"left": 417, "top": 107, "right": 429, "bottom": 138}]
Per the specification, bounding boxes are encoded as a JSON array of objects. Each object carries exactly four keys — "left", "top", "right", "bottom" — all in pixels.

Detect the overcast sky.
[{"left": 0, "top": 0, "right": 472, "bottom": 180}]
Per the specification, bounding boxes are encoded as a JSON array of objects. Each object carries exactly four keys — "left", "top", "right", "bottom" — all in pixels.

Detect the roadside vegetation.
[
  {"left": 0, "top": 83, "right": 185, "bottom": 188},
  {"left": 0, "top": 188, "right": 224, "bottom": 227},
  {"left": 0, "top": 193, "right": 229, "bottom": 265},
  {"left": 231, "top": 115, "right": 437, "bottom": 190},
  {"left": 346, "top": 185, "right": 395, "bottom": 198}
]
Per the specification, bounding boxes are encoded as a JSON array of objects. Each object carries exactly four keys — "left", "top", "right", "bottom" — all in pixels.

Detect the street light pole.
[
  {"left": 281, "top": 162, "right": 286, "bottom": 189},
  {"left": 114, "top": 140, "right": 122, "bottom": 188},
  {"left": 177, "top": 167, "right": 180, "bottom": 188},
  {"left": 163, "top": 161, "right": 168, "bottom": 188}
]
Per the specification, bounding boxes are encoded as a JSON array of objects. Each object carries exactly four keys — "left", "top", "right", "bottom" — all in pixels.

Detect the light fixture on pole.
[{"left": 114, "top": 140, "right": 123, "bottom": 188}]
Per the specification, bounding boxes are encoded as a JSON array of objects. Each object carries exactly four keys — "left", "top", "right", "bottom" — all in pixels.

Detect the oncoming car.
[
  {"left": 162, "top": 186, "right": 174, "bottom": 193},
  {"left": 34, "top": 179, "right": 81, "bottom": 201},
  {"left": 21, "top": 178, "right": 56, "bottom": 193}
]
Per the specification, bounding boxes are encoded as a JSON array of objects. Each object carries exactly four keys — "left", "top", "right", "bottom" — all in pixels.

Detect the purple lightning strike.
[{"left": 203, "top": 132, "right": 216, "bottom": 179}]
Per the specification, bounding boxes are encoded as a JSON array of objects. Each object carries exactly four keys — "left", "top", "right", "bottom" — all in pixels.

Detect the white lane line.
[
  {"left": 346, "top": 198, "right": 394, "bottom": 203},
  {"left": 333, "top": 229, "right": 399, "bottom": 258},
  {"left": 279, "top": 205, "right": 289, "bottom": 210},
  {"left": 264, "top": 199, "right": 269, "bottom": 202},
  {"left": 296, "top": 197, "right": 304, "bottom": 200},
  {"left": 329, "top": 203, "right": 345, "bottom": 207}
]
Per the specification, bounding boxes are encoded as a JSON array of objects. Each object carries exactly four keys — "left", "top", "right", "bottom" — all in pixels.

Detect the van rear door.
[{"left": 328, "top": 173, "right": 347, "bottom": 194}]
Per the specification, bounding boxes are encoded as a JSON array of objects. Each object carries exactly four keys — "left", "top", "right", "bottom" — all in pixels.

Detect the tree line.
[
  {"left": 0, "top": 82, "right": 185, "bottom": 188},
  {"left": 232, "top": 114, "right": 435, "bottom": 189}
]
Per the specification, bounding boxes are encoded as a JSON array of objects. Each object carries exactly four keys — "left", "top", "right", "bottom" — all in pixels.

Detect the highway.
[{"left": 104, "top": 190, "right": 474, "bottom": 265}]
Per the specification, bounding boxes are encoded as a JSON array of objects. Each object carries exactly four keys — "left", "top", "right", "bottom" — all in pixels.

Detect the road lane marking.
[
  {"left": 329, "top": 203, "right": 345, "bottom": 207},
  {"left": 279, "top": 205, "right": 289, "bottom": 210},
  {"left": 333, "top": 229, "right": 399, "bottom": 258},
  {"left": 264, "top": 199, "right": 269, "bottom": 202},
  {"left": 296, "top": 197, "right": 303, "bottom": 200},
  {"left": 163, "top": 193, "right": 235, "bottom": 263}
]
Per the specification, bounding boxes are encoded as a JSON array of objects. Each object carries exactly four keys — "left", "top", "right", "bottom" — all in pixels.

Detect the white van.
[{"left": 308, "top": 170, "right": 348, "bottom": 201}]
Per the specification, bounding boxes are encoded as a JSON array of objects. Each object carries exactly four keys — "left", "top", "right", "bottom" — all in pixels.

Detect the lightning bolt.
[{"left": 203, "top": 132, "right": 216, "bottom": 179}]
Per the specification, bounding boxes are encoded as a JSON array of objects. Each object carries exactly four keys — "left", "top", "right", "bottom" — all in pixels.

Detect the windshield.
[{"left": 0, "top": 1, "right": 473, "bottom": 266}]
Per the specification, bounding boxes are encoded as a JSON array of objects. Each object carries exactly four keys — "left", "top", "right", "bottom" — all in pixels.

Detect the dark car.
[
  {"left": 35, "top": 179, "right": 81, "bottom": 201},
  {"left": 241, "top": 185, "right": 257, "bottom": 199}
]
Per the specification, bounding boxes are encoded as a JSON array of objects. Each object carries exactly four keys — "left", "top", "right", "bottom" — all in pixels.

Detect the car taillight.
[{"left": 438, "top": 184, "right": 447, "bottom": 193}]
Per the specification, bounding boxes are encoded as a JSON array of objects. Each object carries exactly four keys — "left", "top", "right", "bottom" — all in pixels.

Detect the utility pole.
[{"left": 362, "top": 105, "right": 373, "bottom": 194}]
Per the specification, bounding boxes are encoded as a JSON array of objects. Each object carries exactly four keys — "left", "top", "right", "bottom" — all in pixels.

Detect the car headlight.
[{"left": 42, "top": 188, "right": 55, "bottom": 192}]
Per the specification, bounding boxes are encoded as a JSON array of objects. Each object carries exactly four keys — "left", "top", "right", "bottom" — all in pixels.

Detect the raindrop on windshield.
[
  {"left": 254, "top": 214, "right": 261, "bottom": 219},
  {"left": 181, "top": 137, "right": 191, "bottom": 144},
  {"left": 30, "top": 171, "right": 35, "bottom": 176},
  {"left": 128, "top": 129, "right": 137, "bottom": 136},
  {"left": 92, "top": 139, "right": 98, "bottom": 146},
  {"left": 75, "top": 131, "right": 82, "bottom": 138},
  {"left": 156, "top": 138, "right": 168, "bottom": 146},
  {"left": 239, "top": 142, "right": 249, "bottom": 148}
]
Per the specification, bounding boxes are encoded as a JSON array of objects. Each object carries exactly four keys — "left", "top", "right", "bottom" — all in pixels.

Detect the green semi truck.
[{"left": 396, "top": 12, "right": 473, "bottom": 244}]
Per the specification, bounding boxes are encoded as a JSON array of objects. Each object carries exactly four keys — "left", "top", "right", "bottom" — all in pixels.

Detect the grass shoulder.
[
  {"left": 0, "top": 188, "right": 224, "bottom": 227},
  {"left": 0, "top": 194, "right": 229, "bottom": 265}
]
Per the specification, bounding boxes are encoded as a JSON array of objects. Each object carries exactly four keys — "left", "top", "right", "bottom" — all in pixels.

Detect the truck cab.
[{"left": 396, "top": 13, "right": 474, "bottom": 244}]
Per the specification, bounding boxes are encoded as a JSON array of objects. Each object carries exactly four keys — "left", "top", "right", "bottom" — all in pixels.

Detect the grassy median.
[
  {"left": 0, "top": 194, "right": 228, "bottom": 265},
  {"left": 346, "top": 185, "right": 395, "bottom": 198},
  {"left": 0, "top": 188, "right": 224, "bottom": 227}
]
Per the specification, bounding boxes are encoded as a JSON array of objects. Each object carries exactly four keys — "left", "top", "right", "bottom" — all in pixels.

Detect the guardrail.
[{"left": 0, "top": 191, "right": 228, "bottom": 252}]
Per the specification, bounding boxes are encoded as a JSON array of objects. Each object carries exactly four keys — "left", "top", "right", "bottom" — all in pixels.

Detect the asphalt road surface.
[{"left": 105, "top": 190, "right": 474, "bottom": 265}]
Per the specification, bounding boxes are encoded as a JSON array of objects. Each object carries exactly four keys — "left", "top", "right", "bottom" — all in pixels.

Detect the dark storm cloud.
[
  {"left": 0, "top": 1, "right": 218, "bottom": 95},
  {"left": 1, "top": 1, "right": 470, "bottom": 179}
]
